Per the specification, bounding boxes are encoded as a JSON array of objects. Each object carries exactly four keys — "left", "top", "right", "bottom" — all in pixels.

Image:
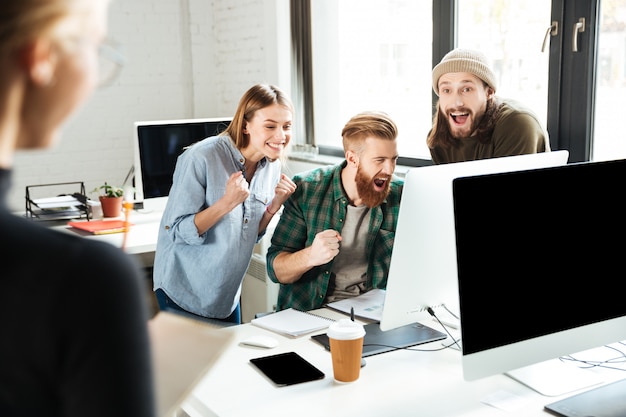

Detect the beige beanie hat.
[{"left": 432, "top": 48, "right": 497, "bottom": 95}]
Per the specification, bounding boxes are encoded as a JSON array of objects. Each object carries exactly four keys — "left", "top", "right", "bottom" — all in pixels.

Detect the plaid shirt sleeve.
[{"left": 267, "top": 161, "right": 404, "bottom": 312}]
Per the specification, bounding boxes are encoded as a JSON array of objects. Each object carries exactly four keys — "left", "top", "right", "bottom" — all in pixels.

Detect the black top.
[{"left": 0, "top": 169, "right": 156, "bottom": 416}]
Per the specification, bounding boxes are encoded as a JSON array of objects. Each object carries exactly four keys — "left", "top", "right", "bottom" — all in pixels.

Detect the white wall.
[{"left": 11, "top": 0, "right": 291, "bottom": 212}]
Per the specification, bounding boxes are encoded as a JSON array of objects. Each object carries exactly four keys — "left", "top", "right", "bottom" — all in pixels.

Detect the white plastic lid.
[{"left": 327, "top": 318, "right": 366, "bottom": 340}]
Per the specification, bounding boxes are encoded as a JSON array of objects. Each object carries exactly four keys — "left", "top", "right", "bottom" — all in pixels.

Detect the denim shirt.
[{"left": 153, "top": 135, "right": 280, "bottom": 318}]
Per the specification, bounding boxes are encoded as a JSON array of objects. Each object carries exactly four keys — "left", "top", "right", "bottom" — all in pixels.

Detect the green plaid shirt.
[{"left": 267, "top": 161, "right": 403, "bottom": 311}]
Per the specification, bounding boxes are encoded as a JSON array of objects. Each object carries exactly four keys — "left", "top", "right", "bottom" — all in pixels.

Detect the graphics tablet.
[
  {"left": 311, "top": 321, "right": 447, "bottom": 357},
  {"left": 250, "top": 352, "right": 325, "bottom": 386},
  {"left": 544, "top": 377, "right": 626, "bottom": 417}
]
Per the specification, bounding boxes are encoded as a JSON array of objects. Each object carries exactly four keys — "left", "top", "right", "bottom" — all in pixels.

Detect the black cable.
[
  {"left": 559, "top": 344, "right": 626, "bottom": 372},
  {"left": 603, "top": 343, "right": 625, "bottom": 356},
  {"left": 427, "top": 306, "right": 462, "bottom": 350},
  {"left": 362, "top": 343, "right": 450, "bottom": 352},
  {"left": 442, "top": 304, "right": 459, "bottom": 320}
]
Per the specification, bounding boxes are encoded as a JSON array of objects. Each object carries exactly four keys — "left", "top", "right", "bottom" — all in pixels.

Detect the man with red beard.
[
  {"left": 427, "top": 48, "right": 550, "bottom": 164},
  {"left": 266, "top": 111, "right": 403, "bottom": 312}
]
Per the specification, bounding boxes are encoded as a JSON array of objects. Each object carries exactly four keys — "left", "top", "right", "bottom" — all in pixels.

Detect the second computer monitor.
[
  {"left": 379, "top": 151, "right": 570, "bottom": 332},
  {"left": 453, "top": 158, "right": 626, "bottom": 395},
  {"left": 133, "top": 117, "right": 232, "bottom": 211}
]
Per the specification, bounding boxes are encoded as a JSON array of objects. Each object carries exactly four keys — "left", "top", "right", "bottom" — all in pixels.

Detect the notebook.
[
  {"left": 250, "top": 308, "right": 334, "bottom": 337},
  {"left": 544, "top": 377, "right": 626, "bottom": 417},
  {"left": 311, "top": 321, "right": 447, "bottom": 357},
  {"left": 68, "top": 219, "right": 131, "bottom": 235}
]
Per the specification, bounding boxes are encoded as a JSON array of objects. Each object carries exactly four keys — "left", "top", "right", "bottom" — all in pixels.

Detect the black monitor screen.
[
  {"left": 453, "top": 158, "right": 626, "bottom": 356},
  {"left": 134, "top": 118, "right": 231, "bottom": 202}
]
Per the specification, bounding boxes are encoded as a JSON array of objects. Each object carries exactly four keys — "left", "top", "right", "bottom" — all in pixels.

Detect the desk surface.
[
  {"left": 52, "top": 209, "right": 162, "bottom": 255},
  {"left": 180, "top": 309, "right": 626, "bottom": 417}
]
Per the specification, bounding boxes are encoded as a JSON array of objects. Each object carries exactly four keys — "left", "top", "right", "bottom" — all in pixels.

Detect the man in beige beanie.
[{"left": 427, "top": 48, "right": 550, "bottom": 164}]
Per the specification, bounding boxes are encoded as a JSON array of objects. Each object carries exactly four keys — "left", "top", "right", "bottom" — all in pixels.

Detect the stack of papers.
[
  {"left": 30, "top": 195, "right": 84, "bottom": 220},
  {"left": 33, "top": 195, "right": 83, "bottom": 209},
  {"left": 326, "top": 289, "right": 386, "bottom": 322}
]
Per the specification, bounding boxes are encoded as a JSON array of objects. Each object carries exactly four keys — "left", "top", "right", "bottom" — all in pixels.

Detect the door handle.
[
  {"left": 541, "top": 21, "right": 558, "bottom": 52},
  {"left": 572, "top": 17, "right": 585, "bottom": 52}
]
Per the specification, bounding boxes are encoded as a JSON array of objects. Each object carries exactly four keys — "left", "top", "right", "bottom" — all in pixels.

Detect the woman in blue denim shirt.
[{"left": 153, "top": 84, "right": 297, "bottom": 324}]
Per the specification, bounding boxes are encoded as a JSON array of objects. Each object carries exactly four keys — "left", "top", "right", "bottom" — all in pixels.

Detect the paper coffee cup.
[{"left": 327, "top": 319, "right": 366, "bottom": 383}]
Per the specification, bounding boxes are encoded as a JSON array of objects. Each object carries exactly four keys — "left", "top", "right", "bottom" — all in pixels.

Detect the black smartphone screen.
[{"left": 250, "top": 351, "right": 325, "bottom": 386}]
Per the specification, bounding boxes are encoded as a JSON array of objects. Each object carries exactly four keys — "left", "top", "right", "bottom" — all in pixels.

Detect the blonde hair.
[
  {"left": 341, "top": 111, "right": 398, "bottom": 155},
  {"left": 0, "top": 0, "right": 107, "bottom": 53}
]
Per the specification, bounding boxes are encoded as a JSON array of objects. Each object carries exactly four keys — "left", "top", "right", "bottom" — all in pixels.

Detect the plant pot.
[{"left": 99, "top": 196, "right": 123, "bottom": 218}]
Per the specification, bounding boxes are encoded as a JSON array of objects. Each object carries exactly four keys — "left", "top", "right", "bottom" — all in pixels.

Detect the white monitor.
[
  {"left": 380, "top": 151, "right": 570, "bottom": 332},
  {"left": 132, "top": 117, "right": 232, "bottom": 212},
  {"left": 453, "top": 158, "right": 626, "bottom": 396}
]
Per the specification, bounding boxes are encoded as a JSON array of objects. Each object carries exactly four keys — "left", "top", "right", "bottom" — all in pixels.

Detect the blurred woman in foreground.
[{"left": 0, "top": 1, "right": 156, "bottom": 415}]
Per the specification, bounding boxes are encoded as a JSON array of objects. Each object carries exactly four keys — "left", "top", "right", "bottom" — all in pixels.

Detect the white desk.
[
  {"left": 179, "top": 309, "right": 626, "bottom": 417},
  {"left": 52, "top": 209, "right": 162, "bottom": 265}
]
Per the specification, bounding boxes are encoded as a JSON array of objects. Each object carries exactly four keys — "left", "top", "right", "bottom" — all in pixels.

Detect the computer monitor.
[
  {"left": 132, "top": 117, "right": 232, "bottom": 211},
  {"left": 453, "top": 158, "right": 626, "bottom": 396},
  {"left": 379, "top": 151, "right": 570, "bottom": 332}
]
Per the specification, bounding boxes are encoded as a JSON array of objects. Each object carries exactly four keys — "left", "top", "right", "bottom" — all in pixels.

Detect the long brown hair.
[
  {"left": 427, "top": 96, "right": 503, "bottom": 149},
  {"left": 222, "top": 83, "right": 294, "bottom": 150}
]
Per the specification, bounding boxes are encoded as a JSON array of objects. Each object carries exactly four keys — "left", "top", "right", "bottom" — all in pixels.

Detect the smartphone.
[{"left": 250, "top": 351, "right": 325, "bottom": 386}]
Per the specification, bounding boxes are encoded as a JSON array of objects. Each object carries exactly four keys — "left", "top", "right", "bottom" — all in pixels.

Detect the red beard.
[{"left": 355, "top": 167, "right": 391, "bottom": 208}]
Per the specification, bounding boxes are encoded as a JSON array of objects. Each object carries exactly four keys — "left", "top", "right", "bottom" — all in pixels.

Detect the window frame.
[{"left": 291, "top": 0, "right": 599, "bottom": 165}]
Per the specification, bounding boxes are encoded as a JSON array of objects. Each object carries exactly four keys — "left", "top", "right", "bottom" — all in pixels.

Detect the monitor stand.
[{"left": 506, "top": 358, "right": 604, "bottom": 397}]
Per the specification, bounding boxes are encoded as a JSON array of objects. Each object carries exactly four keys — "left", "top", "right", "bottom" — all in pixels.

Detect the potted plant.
[{"left": 94, "top": 182, "right": 124, "bottom": 217}]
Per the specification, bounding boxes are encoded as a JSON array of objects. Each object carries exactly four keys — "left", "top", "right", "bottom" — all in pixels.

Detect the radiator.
[{"left": 241, "top": 253, "right": 279, "bottom": 323}]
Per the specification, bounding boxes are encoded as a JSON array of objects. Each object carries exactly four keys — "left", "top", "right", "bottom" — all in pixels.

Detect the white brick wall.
[{"left": 11, "top": 0, "right": 290, "bottom": 212}]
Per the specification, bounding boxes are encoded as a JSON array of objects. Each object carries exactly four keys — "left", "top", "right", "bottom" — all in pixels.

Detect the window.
[
  {"left": 310, "top": 0, "right": 434, "bottom": 160},
  {"left": 300, "top": 0, "right": 625, "bottom": 164},
  {"left": 592, "top": 0, "right": 626, "bottom": 161},
  {"left": 457, "top": 0, "right": 551, "bottom": 130}
]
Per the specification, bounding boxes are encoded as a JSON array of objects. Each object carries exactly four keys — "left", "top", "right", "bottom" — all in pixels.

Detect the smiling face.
[
  {"left": 437, "top": 72, "right": 493, "bottom": 139},
  {"left": 351, "top": 136, "right": 398, "bottom": 208},
  {"left": 242, "top": 103, "right": 292, "bottom": 162}
]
